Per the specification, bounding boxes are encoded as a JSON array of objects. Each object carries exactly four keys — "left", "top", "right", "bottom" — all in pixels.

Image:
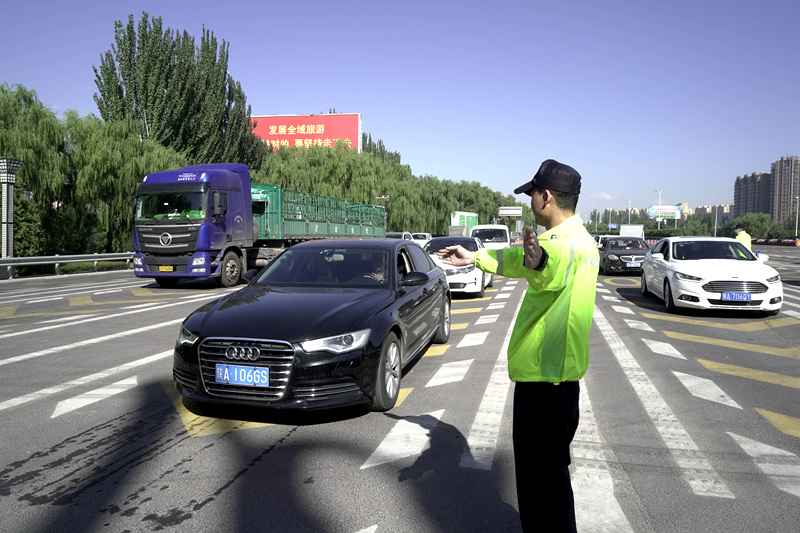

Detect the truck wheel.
[{"left": 220, "top": 251, "right": 241, "bottom": 287}]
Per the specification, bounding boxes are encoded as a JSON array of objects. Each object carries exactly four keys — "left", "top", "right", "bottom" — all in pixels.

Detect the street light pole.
[
  {"left": 1, "top": 159, "right": 24, "bottom": 264},
  {"left": 628, "top": 200, "right": 631, "bottom": 224},
  {"left": 654, "top": 190, "right": 663, "bottom": 230},
  {"left": 795, "top": 196, "right": 799, "bottom": 239},
  {"left": 714, "top": 205, "right": 718, "bottom": 237}
]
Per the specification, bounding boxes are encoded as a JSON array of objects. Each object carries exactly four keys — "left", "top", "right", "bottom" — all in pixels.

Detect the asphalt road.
[{"left": 0, "top": 245, "right": 798, "bottom": 532}]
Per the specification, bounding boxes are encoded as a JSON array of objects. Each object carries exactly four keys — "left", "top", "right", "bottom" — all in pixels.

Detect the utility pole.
[{"left": 654, "top": 190, "right": 663, "bottom": 230}]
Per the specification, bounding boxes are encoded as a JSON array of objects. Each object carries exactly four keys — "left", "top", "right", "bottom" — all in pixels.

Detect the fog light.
[
  {"left": 770, "top": 297, "right": 782, "bottom": 304},
  {"left": 678, "top": 295, "right": 699, "bottom": 302}
]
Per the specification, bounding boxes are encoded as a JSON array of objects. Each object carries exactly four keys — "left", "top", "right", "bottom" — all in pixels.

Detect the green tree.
[{"left": 93, "top": 12, "right": 267, "bottom": 169}]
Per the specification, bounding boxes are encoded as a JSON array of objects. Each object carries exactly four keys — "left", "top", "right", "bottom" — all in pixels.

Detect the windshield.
[
  {"left": 136, "top": 192, "right": 206, "bottom": 221},
  {"left": 607, "top": 238, "right": 648, "bottom": 250},
  {"left": 672, "top": 240, "right": 755, "bottom": 261},
  {"left": 472, "top": 229, "right": 508, "bottom": 242},
  {"left": 253, "top": 248, "right": 391, "bottom": 287},
  {"left": 424, "top": 238, "right": 479, "bottom": 253}
]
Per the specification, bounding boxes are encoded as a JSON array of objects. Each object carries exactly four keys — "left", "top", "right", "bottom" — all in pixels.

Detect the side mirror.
[
  {"left": 651, "top": 252, "right": 664, "bottom": 261},
  {"left": 401, "top": 271, "right": 430, "bottom": 287},
  {"left": 212, "top": 192, "right": 228, "bottom": 216}
]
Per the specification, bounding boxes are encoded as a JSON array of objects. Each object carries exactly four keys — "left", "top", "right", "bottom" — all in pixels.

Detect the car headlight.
[
  {"left": 178, "top": 326, "right": 199, "bottom": 346},
  {"left": 607, "top": 254, "right": 619, "bottom": 260},
  {"left": 300, "top": 328, "right": 371, "bottom": 354},
  {"left": 766, "top": 274, "right": 781, "bottom": 283},
  {"left": 674, "top": 271, "right": 703, "bottom": 282}
]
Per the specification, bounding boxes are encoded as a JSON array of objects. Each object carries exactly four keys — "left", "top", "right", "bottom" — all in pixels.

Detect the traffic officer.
[
  {"left": 735, "top": 222, "right": 752, "bottom": 251},
  {"left": 438, "top": 159, "right": 599, "bottom": 532}
]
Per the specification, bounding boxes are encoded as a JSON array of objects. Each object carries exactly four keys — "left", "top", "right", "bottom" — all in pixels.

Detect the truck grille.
[
  {"left": 199, "top": 338, "right": 294, "bottom": 401},
  {"left": 702, "top": 281, "right": 767, "bottom": 294},
  {"left": 136, "top": 223, "right": 200, "bottom": 254}
]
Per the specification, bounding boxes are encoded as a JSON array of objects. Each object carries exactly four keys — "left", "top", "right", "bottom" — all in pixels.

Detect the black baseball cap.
[{"left": 514, "top": 159, "right": 582, "bottom": 196}]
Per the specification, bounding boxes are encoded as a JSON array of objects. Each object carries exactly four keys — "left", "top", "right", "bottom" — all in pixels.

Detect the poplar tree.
[{"left": 93, "top": 12, "right": 267, "bottom": 169}]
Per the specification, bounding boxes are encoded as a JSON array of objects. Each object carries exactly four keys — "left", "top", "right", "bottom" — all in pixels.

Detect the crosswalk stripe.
[
  {"left": 728, "top": 433, "right": 800, "bottom": 498},
  {"left": 642, "top": 338, "right": 685, "bottom": 359},
  {"left": 426, "top": 359, "right": 473, "bottom": 387},
  {"left": 594, "top": 306, "right": 734, "bottom": 498},
  {"left": 672, "top": 371, "right": 741, "bottom": 408},
  {"left": 361, "top": 410, "right": 445, "bottom": 469},
  {"left": 624, "top": 319, "right": 654, "bottom": 332},
  {"left": 457, "top": 332, "right": 489, "bottom": 348}
]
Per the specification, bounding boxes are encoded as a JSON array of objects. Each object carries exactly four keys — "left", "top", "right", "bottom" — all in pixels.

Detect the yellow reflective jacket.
[
  {"left": 735, "top": 230, "right": 752, "bottom": 251},
  {"left": 475, "top": 215, "right": 599, "bottom": 383}
]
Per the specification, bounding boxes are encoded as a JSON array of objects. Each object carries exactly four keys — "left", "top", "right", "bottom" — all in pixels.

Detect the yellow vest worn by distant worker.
[
  {"left": 736, "top": 230, "right": 752, "bottom": 251},
  {"left": 475, "top": 215, "right": 599, "bottom": 383}
]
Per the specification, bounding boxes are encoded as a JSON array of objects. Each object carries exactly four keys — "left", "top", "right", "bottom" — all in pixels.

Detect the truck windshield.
[{"left": 136, "top": 192, "right": 206, "bottom": 221}]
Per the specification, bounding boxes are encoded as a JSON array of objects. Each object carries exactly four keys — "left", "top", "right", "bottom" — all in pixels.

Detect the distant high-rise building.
[
  {"left": 770, "top": 156, "right": 800, "bottom": 224},
  {"left": 732, "top": 172, "right": 771, "bottom": 218}
]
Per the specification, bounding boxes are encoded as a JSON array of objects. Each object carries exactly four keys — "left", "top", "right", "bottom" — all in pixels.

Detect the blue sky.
[{"left": 5, "top": 0, "right": 800, "bottom": 220}]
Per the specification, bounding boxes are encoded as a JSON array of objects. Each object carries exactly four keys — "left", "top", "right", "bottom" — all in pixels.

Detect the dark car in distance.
[
  {"left": 599, "top": 237, "right": 649, "bottom": 275},
  {"left": 173, "top": 239, "right": 451, "bottom": 412}
]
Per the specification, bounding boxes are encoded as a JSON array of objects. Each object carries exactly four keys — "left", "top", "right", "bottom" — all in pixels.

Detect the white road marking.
[
  {"left": 457, "top": 331, "right": 489, "bottom": 348},
  {"left": 500, "top": 285, "right": 515, "bottom": 291},
  {"left": 594, "top": 306, "right": 734, "bottom": 498},
  {"left": 602, "top": 295, "right": 619, "bottom": 302},
  {"left": 0, "top": 351, "right": 172, "bottom": 412},
  {"left": 26, "top": 297, "right": 64, "bottom": 304},
  {"left": 92, "top": 289, "right": 123, "bottom": 295},
  {"left": 426, "top": 359, "right": 473, "bottom": 387},
  {"left": 486, "top": 303, "right": 506, "bottom": 310},
  {"left": 38, "top": 314, "right": 100, "bottom": 324},
  {"left": 459, "top": 294, "right": 517, "bottom": 470},
  {"left": 624, "top": 319, "right": 655, "bottom": 332},
  {"left": 0, "top": 292, "right": 221, "bottom": 340},
  {"left": 611, "top": 305, "right": 635, "bottom": 315},
  {"left": 0, "top": 318, "right": 184, "bottom": 367},
  {"left": 361, "top": 410, "right": 445, "bottom": 469},
  {"left": 51, "top": 376, "right": 138, "bottom": 418},
  {"left": 672, "top": 371, "right": 741, "bottom": 409},
  {"left": 494, "top": 292, "right": 511, "bottom": 299},
  {"left": 596, "top": 287, "right": 611, "bottom": 294},
  {"left": 573, "top": 379, "right": 634, "bottom": 532},
  {"left": 643, "top": 339, "right": 686, "bottom": 359},
  {"left": 729, "top": 433, "right": 800, "bottom": 498},
  {"left": 475, "top": 314, "right": 499, "bottom": 325}
]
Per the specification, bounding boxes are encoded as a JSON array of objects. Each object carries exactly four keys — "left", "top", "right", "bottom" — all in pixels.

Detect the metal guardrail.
[{"left": 0, "top": 252, "right": 134, "bottom": 279}]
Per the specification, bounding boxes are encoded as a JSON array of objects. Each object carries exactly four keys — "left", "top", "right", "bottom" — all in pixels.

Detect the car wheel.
[
  {"left": 433, "top": 296, "right": 451, "bottom": 343},
  {"left": 641, "top": 273, "right": 650, "bottom": 296},
  {"left": 664, "top": 280, "right": 677, "bottom": 313},
  {"left": 476, "top": 272, "right": 486, "bottom": 298},
  {"left": 155, "top": 277, "right": 179, "bottom": 288},
  {"left": 369, "top": 332, "right": 401, "bottom": 412},
  {"left": 219, "top": 251, "right": 241, "bottom": 287},
  {"left": 487, "top": 274, "right": 494, "bottom": 288}
]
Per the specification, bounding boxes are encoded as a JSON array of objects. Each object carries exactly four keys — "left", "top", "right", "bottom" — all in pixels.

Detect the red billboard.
[{"left": 251, "top": 113, "right": 361, "bottom": 152}]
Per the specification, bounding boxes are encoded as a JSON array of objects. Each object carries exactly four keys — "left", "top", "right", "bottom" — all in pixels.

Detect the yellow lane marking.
[
  {"left": 132, "top": 288, "right": 195, "bottom": 296},
  {"left": 669, "top": 332, "right": 800, "bottom": 359},
  {"left": 0, "top": 309, "right": 110, "bottom": 319},
  {"left": 755, "top": 409, "right": 800, "bottom": 439},
  {"left": 424, "top": 345, "right": 450, "bottom": 357},
  {"left": 397, "top": 388, "right": 412, "bottom": 406},
  {"left": 70, "top": 295, "right": 170, "bottom": 306},
  {"left": 70, "top": 296, "right": 94, "bottom": 306},
  {"left": 161, "top": 379, "right": 270, "bottom": 437},
  {"left": 452, "top": 308, "right": 482, "bottom": 314},
  {"left": 451, "top": 322, "right": 469, "bottom": 330},
  {"left": 697, "top": 359, "right": 800, "bottom": 388},
  {"left": 603, "top": 278, "right": 640, "bottom": 287},
  {"left": 643, "top": 312, "right": 799, "bottom": 331},
  {"left": 469, "top": 296, "right": 493, "bottom": 301},
  {"left": 0, "top": 323, "right": 21, "bottom": 329},
  {"left": 0, "top": 306, "right": 20, "bottom": 318}
]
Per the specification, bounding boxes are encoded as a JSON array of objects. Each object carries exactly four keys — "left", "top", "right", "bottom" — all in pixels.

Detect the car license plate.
[
  {"left": 158, "top": 265, "right": 174, "bottom": 272},
  {"left": 722, "top": 292, "right": 751, "bottom": 301},
  {"left": 215, "top": 364, "right": 269, "bottom": 387},
  {"left": 626, "top": 262, "right": 641, "bottom": 268}
]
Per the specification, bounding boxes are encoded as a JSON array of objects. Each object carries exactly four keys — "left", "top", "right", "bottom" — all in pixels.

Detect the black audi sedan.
[{"left": 173, "top": 239, "right": 451, "bottom": 412}]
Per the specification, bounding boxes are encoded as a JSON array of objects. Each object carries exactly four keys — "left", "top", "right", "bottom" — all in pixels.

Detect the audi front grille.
[{"left": 198, "top": 337, "right": 294, "bottom": 401}]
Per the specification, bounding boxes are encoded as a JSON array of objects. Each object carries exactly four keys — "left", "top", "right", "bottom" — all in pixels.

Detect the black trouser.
[{"left": 512, "top": 380, "right": 580, "bottom": 533}]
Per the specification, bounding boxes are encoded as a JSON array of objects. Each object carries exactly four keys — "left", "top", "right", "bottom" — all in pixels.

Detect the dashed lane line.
[
  {"left": 696, "top": 359, "right": 800, "bottom": 389},
  {"left": 425, "top": 359, "right": 473, "bottom": 387},
  {"left": 672, "top": 371, "right": 742, "bottom": 409},
  {"left": 640, "top": 312, "right": 800, "bottom": 332},
  {"left": 754, "top": 409, "right": 800, "bottom": 439},
  {"left": 360, "top": 410, "right": 445, "bottom": 469},
  {"left": 0, "top": 350, "right": 172, "bottom": 412},
  {"left": 51, "top": 376, "right": 138, "bottom": 418},
  {"left": 728, "top": 433, "right": 800, "bottom": 499}
]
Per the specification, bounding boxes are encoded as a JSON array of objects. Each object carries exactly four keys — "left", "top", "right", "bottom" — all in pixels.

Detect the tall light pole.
[
  {"left": 1, "top": 159, "right": 23, "bottom": 265},
  {"left": 714, "top": 205, "right": 718, "bottom": 237},
  {"left": 654, "top": 190, "right": 663, "bottom": 230},
  {"left": 627, "top": 200, "right": 632, "bottom": 224},
  {"left": 795, "top": 196, "right": 799, "bottom": 239}
]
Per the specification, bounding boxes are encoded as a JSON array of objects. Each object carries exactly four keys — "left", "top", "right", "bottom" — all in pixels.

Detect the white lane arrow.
[{"left": 51, "top": 376, "right": 138, "bottom": 418}]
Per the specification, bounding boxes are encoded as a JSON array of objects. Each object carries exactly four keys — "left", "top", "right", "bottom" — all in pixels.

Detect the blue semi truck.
[{"left": 132, "top": 163, "right": 386, "bottom": 287}]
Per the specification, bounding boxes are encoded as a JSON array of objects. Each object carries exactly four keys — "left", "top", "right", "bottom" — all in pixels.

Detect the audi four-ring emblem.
[{"left": 225, "top": 345, "right": 261, "bottom": 361}]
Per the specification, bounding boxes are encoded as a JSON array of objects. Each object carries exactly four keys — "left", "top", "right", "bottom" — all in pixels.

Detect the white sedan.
[
  {"left": 641, "top": 236, "right": 783, "bottom": 315},
  {"left": 424, "top": 236, "right": 493, "bottom": 298}
]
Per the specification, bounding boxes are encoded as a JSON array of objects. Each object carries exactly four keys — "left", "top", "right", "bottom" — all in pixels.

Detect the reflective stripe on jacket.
[{"left": 475, "top": 215, "right": 599, "bottom": 383}]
